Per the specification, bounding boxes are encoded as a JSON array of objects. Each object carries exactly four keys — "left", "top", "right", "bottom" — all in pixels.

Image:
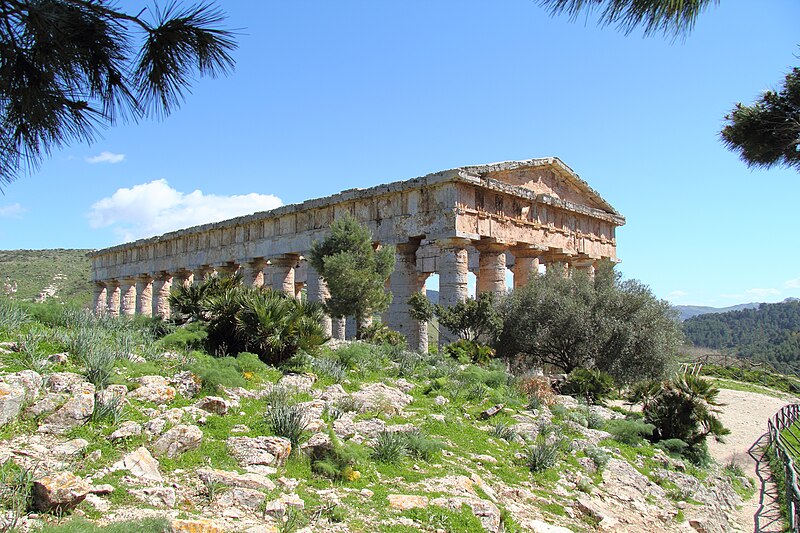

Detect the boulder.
[
  {"left": 23, "top": 392, "right": 68, "bottom": 420},
  {"left": 195, "top": 396, "right": 230, "bottom": 415},
  {"left": 131, "top": 486, "right": 176, "bottom": 508},
  {"left": 387, "top": 494, "right": 429, "bottom": 510},
  {"left": 431, "top": 497, "right": 502, "bottom": 533},
  {"left": 353, "top": 418, "right": 386, "bottom": 438},
  {"left": 169, "top": 519, "right": 224, "bottom": 533},
  {"left": 198, "top": 468, "right": 276, "bottom": 491},
  {"left": 277, "top": 373, "right": 315, "bottom": 392},
  {"left": 172, "top": 371, "right": 202, "bottom": 398},
  {"left": 152, "top": 424, "right": 203, "bottom": 458},
  {"left": 52, "top": 438, "right": 89, "bottom": 456},
  {"left": 128, "top": 381, "right": 177, "bottom": 404},
  {"left": 0, "top": 382, "right": 24, "bottom": 426},
  {"left": 108, "top": 421, "right": 142, "bottom": 441},
  {"left": 300, "top": 432, "right": 333, "bottom": 461},
  {"left": 352, "top": 382, "right": 412, "bottom": 414},
  {"left": 0, "top": 370, "right": 43, "bottom": 403},
  {"left": 43, "top": 372, "right": 84, "bottom": 393},
  {"left": 112, "top": 446, "right": 163, "bottom": 482},
  {"left": 143, "top": 417, "right": 167, "bottom": 437},
  {"left": 48, "top": 352, "right": 69, "bottom": 364},
  {"left": 96, "top": 384, "right": 128, "bottom": 409},
  {"left": 216, "top": 487, "right": 267, "bottom": 510},
  {"left": 227, "top": 436, "right": 291, "bottom": 467},
  {"left": 38, "top": 382, "right": 95, "bottom": 434},
  {"left": 31, "top": 472, "right": 92, "bottom": 513}
]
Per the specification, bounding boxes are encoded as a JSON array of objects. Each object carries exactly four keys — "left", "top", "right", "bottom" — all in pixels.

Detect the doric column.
[
  {"left": 437, "top": 237, "right": 471, "bottom": 344},
  {"left": 241, "top": 258, "right": 267, "bottom": 287},
  {"left": 512, "top": 246, "right": 544, "bottom": 289},
  {"left": 270, "top": 254, "right": 299, "bottom": 297},
  {"left": 215, "top": 261, "right": 238, "bottom": 278},
  {"left": 306, "top": 265, "right": 332, "bottom": 337},
  {"left": 331, "top": 317, "right": 346, "bottom": 340},
  {"left": 386, "top": 242, "right": 427, "bottom": 351},
  {"left": 345, "top": 316, "right": 356, "bottom": 340},
  {"left": 571, "top": 258, "right": 597, "bottom": 279},
  {"left": 192, "top": 265, "right": 212, "bottom": 285},
  {"left": 92, "top": 282, "right": 107, "bottom": 315},
  {"left": 173, "top": 269, "right": 193, "bottom": 289},
  {"left": 135, "top": 275, "right": 153, "bottom": 316},
  {"left": 294, "top": 282, "right": 304, "bottom": 301},
  {"left": 475, "top": 242, "right": 507, "bottom": 297},
  {"left": 152, "top": 272, "right": 173, "bottom": 318},
  {"left": 119, "top": 278, "right": 136, "bottom": 316},
  {"left": 542, "top": 250, "right": 572, "bottom": 278},
  {"left": 106, "top": 280, "right": 120, "bottom": 317}
]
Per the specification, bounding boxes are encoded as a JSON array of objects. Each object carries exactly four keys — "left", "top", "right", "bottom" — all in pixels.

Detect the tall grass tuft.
[{"left": 266, "top": 403, "right": 308, "bottom": 448}]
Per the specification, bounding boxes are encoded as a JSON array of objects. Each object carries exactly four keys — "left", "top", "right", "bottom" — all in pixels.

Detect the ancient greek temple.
[{"left": 89, "top": 158, "right": 624, "bottom": 351}]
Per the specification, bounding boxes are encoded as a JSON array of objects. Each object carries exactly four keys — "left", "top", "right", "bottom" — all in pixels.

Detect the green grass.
[
  {"left": 36, "top": 517, "right": 170, "bottom": 532},
  {"left": 0, "top": 249, "right": 92, "bottom": 306},
  {"left": 709, "top": 377, "right": 791, "bottom": 399}
]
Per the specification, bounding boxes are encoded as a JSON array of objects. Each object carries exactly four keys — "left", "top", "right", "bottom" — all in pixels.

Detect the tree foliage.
[
  {"left": 309, "top": 214, "right": 395, "bottom": 336},
  {"left": 496, "top": 262, "right": 682, "bottom": 383},
  {"left": 721, "top": 67, "right": 800, "bottom": 172},
  {"left": 683, "top": 298, "right": 800, "bottom": 374},
  {"left": 537, "top": 0, "right": 717, "bottom": 38},
  {"left": 433, "top": 292, "right": 502, "bottom": 344},
  {"left": 0, "top": 0, "right": 236, "bottom": 187}
]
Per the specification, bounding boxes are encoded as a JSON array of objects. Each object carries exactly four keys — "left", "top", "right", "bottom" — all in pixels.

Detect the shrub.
[
  {"left": 312, "top": 357, "right": 347, "bottom": 383},
  {"left": 584, "top": 446, "right": 610, "bottom": 469},
  {"left": 360, "top": 323, "right": 406, "bottom": 347},
  {"left": 432, "top": 292, "right": 503, "bottom": 343},
  {"left": 332, "top": 343, "right": 372, "bottom": 369},
  {"left": 527, "top": 431, "right": 567, "bottom": 472},
  {"left": 586, "top": 409, "right": 605, "bottom": 430},
  {"left": 490, "top": 421, "right": 518, "bottom": 443},
  {"left": 372, "top": 431, "right": 409, "bottom": 464},
  {"left": 605, "top": 419, "right": 655, "bottom": 446},
  {"left": 518, "top": 374, "right": 556, "bottom": 408},
  {"left": 0, "top": 460, "right": 35, "bottom": 531},
  {"left": 560, "top": 368, "right": 615, "bottom": 405},
  {"left": 82, "top": 347, "right": 118, "bottom": 389},
  {"left": 443, "top": 339, "right": 494, "bottom": 365},
  {"left": 189, "top": 354, "right": 247, "bottom": 391},
  {"left": 310, "top": 431, "right": 367, "bottom": 481},
  {"left": 160, "top": 323, "right": 208, "bottom": 351},
  {"left": 266, "top": 403, "right": 308, "bottom": 448},
  {"left": 0, "top": 298, "right": 29, "bottom": 333},
  {"left": 235, "top": 351, "right": 269, "bottom": 374},
  {"left": 11, "top": 329, "right": 52, "bottom": 372},
  {"left": 655, "top": 438, "right": 689, "bottom": 457},
  {"left": 403, "top": 430, "right": 444, "bottom": 460}
]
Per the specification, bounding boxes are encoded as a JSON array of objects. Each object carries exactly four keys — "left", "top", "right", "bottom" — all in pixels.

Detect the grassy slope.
[{"left": 0, "top": 249, "right": 92, "bottom": 306}]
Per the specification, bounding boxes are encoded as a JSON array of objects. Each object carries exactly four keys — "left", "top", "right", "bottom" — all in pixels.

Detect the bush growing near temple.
[
  {"left": 359, "top": 322, "right": 406, "bottom": 346},
  {"left": 496, "top": 261, "right": 682, "bottom": 383},
  {"left": 309, "top": 214, "right": 395, "bottom": 338},
  {"left": 560, "top": 368, "right": 615, "bottom": 405}
]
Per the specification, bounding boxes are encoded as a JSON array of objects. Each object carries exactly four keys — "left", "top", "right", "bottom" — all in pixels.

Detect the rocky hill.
[
  {"left": 673, "top": 303, "right": 761, "bottom": 322},
  {"left": 0, "top": 249, "right": 92, "bottom": 306},
  {"left": 0, "top": 304, "right": 753, "bottom": 533}
]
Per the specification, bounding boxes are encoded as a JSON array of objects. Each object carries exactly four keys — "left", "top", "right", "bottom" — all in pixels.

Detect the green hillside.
[
  {"left": 683, "top": 299, "right": 800, "bottom": 374},
  {"left": 0, "top": 249, "right": 93, "bottom": 306}
]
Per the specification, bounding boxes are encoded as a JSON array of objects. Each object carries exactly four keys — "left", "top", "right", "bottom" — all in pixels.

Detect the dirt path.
[{"left": 708, "top": 387, "right": 795, "bottom": 532}]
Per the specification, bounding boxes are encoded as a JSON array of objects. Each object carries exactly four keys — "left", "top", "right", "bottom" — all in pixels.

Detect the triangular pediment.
[{"left": 460, "top": 158, "right": 620, "bottom": 216}]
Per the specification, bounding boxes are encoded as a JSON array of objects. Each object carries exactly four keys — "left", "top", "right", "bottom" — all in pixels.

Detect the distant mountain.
[
  {"left": 426, "top": 289, "right": 439, "bottom": 304},
  {"left": 673, "top": 303, "right": 761, "bottom": 322},
  {"left": 683, "top": 299, "right": 800, "bottom": 375}
]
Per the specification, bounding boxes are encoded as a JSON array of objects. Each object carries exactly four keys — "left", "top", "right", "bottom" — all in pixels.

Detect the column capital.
[
  {"left": 435, "top": 237, "right": 473, "bottom": 250},
  {"left": 511, "top": 244, "right": 548, "bottom": 258},
  {"left": 135, "top": 273, "right": 153, "bottom": 282},
  {"left": 270, "top": 253, "right": 300, "bottom": 267}
]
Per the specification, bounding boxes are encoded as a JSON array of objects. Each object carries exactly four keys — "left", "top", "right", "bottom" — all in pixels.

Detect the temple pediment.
[{"left": 459, "top": 157, "right": 620, "bottom": 216}]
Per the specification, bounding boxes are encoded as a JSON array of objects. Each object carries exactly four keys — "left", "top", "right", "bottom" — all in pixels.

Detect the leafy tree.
[
  {"left": 309, "top": 214, "right": 395, "bottom": 337},
  {"left": 496, "top": 261, "right": 682, "bottom": 382},
  {"left": 433, "top": 292, "right": 503, "bottom": 344},
  {"left": 721, "top": 67, "right": 800, "bottom": 172},
  {"left": 0, "top": 0, "right": 236, "bottom": 188}
]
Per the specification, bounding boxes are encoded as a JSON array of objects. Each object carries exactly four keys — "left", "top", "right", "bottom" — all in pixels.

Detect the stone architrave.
[
  {"left": 135, "top": 275, "right": 153, "bottom": 316},
  {"left": 119, "top": 279, "right": 136, "bottom": 316},
  {"left": 270, "top": 254, "right": 298, "bottom": 296},
  {"left": 106, "top": 281, "right": 120, "bottom": 317},
  {"left": 305, "top": 265, "right": 332, "bottom": 336},
  {"left": 152, "top": 272, "right": 173, "bottom": 318},
  {"left": 475, "top": 242, "right": 507, "bottom": 297},
  {"left": 92, "top": 283, "right": 107, "bottom": 315}
]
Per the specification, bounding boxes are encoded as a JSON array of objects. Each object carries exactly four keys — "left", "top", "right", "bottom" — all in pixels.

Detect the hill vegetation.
[
  {"left": 0, "top": 249, "right": 92, "bottom": 306},
  {"left": 673, "top": 303, "right": 760, "bottom": 322},
  {"left": 683, "top": 299, "right": 800, "bottom": 374}
]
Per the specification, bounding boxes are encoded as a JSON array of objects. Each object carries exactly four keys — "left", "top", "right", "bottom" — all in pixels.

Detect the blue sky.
[{"left": 1, "top": 0, "right": 798, "bottom": 307}]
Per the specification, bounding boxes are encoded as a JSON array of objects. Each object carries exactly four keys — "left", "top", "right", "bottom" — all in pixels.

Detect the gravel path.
[{"left": 708, "top": 387, "right": 795, "bottom": 532}]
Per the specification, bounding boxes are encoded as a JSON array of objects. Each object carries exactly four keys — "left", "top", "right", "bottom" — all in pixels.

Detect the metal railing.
[{"left": 768, "top": 403, "right": 800, "bottom": 531}]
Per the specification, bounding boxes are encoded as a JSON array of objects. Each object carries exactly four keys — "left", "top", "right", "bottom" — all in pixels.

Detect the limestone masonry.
[{"left": 89, "top": 158, "right": 625, "bottom": 350}]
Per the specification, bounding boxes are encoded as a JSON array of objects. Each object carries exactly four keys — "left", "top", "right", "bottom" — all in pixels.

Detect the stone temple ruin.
[{"left": 89, "top": 158, "right": 625, "bottom": 351}]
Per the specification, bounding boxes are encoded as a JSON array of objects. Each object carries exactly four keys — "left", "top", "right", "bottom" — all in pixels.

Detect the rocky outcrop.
[
  {"left": 227, "top": 436, "right": 291, "bottom": 468},
  {"left": 31, "top": 472, "right": 92, "bottom": 513},
  {"left": 152, "top": 424, "right": 203, "bottom": 458}
]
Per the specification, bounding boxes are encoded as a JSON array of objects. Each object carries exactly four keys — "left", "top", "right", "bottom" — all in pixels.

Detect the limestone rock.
[
  {"left": 198, "top": 468, "right": 276, "bottom": 491},
  {"left": 31, "top": 472, "right": 91, "bottom": 513},
  {"left": 108, "top": 421, "right": 142, "bottom": 441},
  {"left": 300, "top": 432, "right": 333, "bottom": 461},
  {"left": 0, "top": 370, "right": 43, "bottom": 402},
  {"left": 394, "top": 378, "right": 414, "bottom": 392},
  {"left": 128, "top": 378, "right": 176, "bottom": 404},
  {"left": 48, "top": 352, "right": 69, "bottom": 364},
  {"left": 143, "top": 417, "right": 167, "bottom": 437},
  {"left": 434, "top": 395, "right": 449, "bottom": 406},
  {"left": 278, "top": 373, "right": 315, "bottom": 392},
  {"left": 333, "top": 413, "right": 357, "bottom": 440},
  {"left": 53, "top": 438, "right": 89, "bottom": 456},
  {"left": 44, "top": 372, "right": 84, "bottom": 393},
  {"left": 96, "top": 384, "right": 128, "bottom": 409},
  {"left": 131, "top": 486, "right": 176, "bottom": 508},
  {"left": 170, "top": 519, "right": 224, "bottom": 533},
  {"left": 112, "top": 446, "right": 163, "bottom": 482},
  {"left": 172, "top": 371, "right": 202, "bottom": 398},
  {"left": 195, "top": 396, "right": 230, "bottom": 415},
  {"left": 23, "top": 392, "right": 68, "bottom": 420},
  {"left": 38, "top": 382, "right": 95, "bottom": 434},
  {"left": 526, "top": 519, "right": 574, "bottom": 533},
  {"left": 228, "top": 436, "right": 291, "bottom": 467},
  {"left": 216, "top": 487, "right": 266, "bottom": 510},
  {"left": 352, "top": 382, "right": 412, "bottom": 414},
  {"left": 297, "top": 399, "right": 326, "bottom": 432},
  {"left": 0, "top": 382, "right": 24, "bottom": 426},
  {"left": 431, "top": 497, "right": 501, "bottom": 533},
  {"left": 152, "top": 424, "right": 203, "bottom": 458},
  {"left": 353, "top": 418, "right": 386, "bottom": 439},
  {"left": 263, "top": 493, "right": 305, "bottom": 517},
  {"left": 387, "top": 494, "right": 429, "bottom": 510}
]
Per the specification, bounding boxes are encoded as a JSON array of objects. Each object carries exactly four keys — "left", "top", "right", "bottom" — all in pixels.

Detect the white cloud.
[
  {"left": 0, "top": 203, "right": 25, "bottom": 218},
  {"left": 667, "top": 290, "right": 688, "bottom": 299},
  {"left": 87, "top": 179, "right": 283, "bottom": 242},
  {"left": 86, "top": 151, "right": 125, "bottom": 164},
  {"left": 785, "top": 278, "right": 800, "bottom": 289},
  {"left": 744, "top": 287, "right": 781, "bottom": 298}
]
